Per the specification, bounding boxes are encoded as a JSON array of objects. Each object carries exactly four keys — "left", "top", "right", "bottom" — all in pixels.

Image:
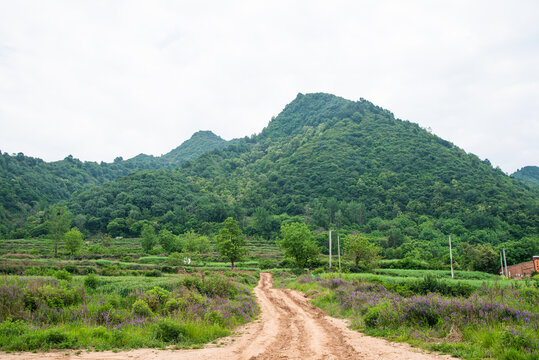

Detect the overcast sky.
[{"left": 0, "top": 1, "right": 537, "bottom": 174}]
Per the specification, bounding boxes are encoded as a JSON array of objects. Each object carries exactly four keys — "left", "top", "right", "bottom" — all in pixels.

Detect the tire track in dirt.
[{"left": 0, "top": 273, "right": 457, "bottom": 360}]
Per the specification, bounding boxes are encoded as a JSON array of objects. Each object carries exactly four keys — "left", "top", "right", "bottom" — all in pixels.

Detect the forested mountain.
[
  {"left": 64, "top": 94, "right": 538, "bottom": 254},
  {"left": 2, "top": 93, "right": 538, "bottom": 267},
  {"left": 512, "top": 166, "right": 539, "bottom": 186},
  {"left": 0, "top": 131, "right": 229, "bottom": 235}
]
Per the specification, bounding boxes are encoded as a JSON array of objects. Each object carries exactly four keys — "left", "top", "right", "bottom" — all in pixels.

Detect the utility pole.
[
  {"left": 329, "top": 230, "right": 332, "bottom": 269},
  {"left": 449, "top": 235, "right": 454, "bottom": 279},
  {"left": 502, "top": 248, "right": 509, "bottom": 278},
  {"left": 500, "top": 251, "right": 505, "bottom": 277},
  {"left": 337, "top": 233, "right": 341, "bottom": 270}
]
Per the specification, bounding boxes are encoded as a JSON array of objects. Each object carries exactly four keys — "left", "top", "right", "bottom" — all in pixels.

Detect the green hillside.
[
  {"left": 512, "top": 166, "right": 539, "bottom": 186},
  {"left": 60, "top": 94, "right": 537, "bottom": 265},
  {"left": 2, "top": 93, "right": 537, "bottom": 268},
  {"left": 0, "top": 131, "right": 229, "bottom": 235}
]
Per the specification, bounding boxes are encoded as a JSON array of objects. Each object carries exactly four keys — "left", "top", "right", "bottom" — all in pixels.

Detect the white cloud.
[{"left": 0, "top": 0, "right": 537, "bottom": 173}]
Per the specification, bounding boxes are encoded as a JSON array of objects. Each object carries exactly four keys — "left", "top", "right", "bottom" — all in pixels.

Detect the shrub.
[
  {"left": 202, "top": 276, "right": 238, "bottom": 298},
  {"left": 501, "top": 327, "right": 538, "bottom": 353},
  {"left": 54, "top": 269, "right": 72, "bottom": 282},
  {"left": 132, "top": 299, "right": 153, "bottom": 317},
  {"left": 160, "top": 265, "right": 176, "bottom": 273},
  {"left": 84, "top": 266, "right": 97, "bottom": 274},
  {"left": 278, "top": 258, "right": 296, "bottom": 268},
  {"left": 259, "top": 259, "right": 277, "bottom": 269},
  {"left": 64, "top": 265, "right": 78, "bottom": 274},
  {"left": 145, "top": 269, "right": 162, "bottom": 277},
  {"left": 84, "top": 274, "right": 99, "bottom": 290},
  {"left": 204, "top": 310, "right": 225, "bottom": 327},
  {"left": 43, "top": 329, "right": 78, "bottom": 348},
  {"left": 363, "top": 302, "right": 399, "bottom": 328},
  {"left": 154, "top": 318, "right": 185, "bottom": 343},
  {"left": 164, "top": 298, "right": 180, "bottom": 313},
  {"left": 146, "top": 287, "right": 170, "bottom": 311},
  {"left": 0, "top": 318, "right": 27, "bottom": 336},
  {"left": 24, "top": 266, "right": 56, "bottom": 277}
]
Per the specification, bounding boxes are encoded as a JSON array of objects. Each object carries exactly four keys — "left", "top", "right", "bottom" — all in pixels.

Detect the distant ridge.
[{"left": 512, "top": 166, "right": 539, "bottom": 186}]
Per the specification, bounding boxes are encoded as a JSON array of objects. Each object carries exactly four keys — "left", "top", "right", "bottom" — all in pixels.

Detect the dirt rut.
[{"left": 2, "top": 273, "right": 456, "bottom": 360}]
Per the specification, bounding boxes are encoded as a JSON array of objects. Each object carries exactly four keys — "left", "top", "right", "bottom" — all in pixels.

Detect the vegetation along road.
[{"left": 3, "top": 273, "right": 455, "bottom": 360}]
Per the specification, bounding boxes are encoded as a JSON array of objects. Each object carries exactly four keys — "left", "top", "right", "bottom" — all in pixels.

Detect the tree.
[
  {"left": 183, "top": 230, "right": 211, "bottom": 254},
  {"left": 279, "top": 222, "right": 319, "bottom": 268},
  {"left": 141, "top": 224, "right": 156, "bottom": 252},
  {"left": 47, "top": 206, "right": 72, "bottom": 258},
  {"left": 458, "top": 242, "right": 499, "bottom": 273},
  {"left": 64, "top": 227, "right": 83, "bottom": 256},
  {"left": 216, "top": 217, "right": 246, "bottom": 269},
  {"left": 158, "top": 229, "right": 176, "bottom": 253},
  {"left": 345, "top": 234, "right": 380, "bottom": 270}
]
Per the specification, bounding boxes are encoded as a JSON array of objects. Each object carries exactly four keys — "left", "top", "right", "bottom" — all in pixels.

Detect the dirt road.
[{"left": 3, "top": 273, "right": 455, "bottom": 360}]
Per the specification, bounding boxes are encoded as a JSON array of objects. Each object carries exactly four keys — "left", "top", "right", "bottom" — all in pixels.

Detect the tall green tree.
[
  {"left": 140, "top": 224, "right": 156, "bottom": 253},
  {"left": 158, "top": 229, "right": 176, "bottom": 253},
  {"left": 279, "top": 222, "right": 319, "bottom": 268},
  {"left": 216, "top": 217, "right": 246, "bottom": 270},
  {"left": 345, "top": 234, "right": 380, "bottom": 270},
  {"left": 47, "top": 206, "right": 72, "bottom": 258},
  {"left": 64, "top": 227, "right": 83, "bottom": 256}
]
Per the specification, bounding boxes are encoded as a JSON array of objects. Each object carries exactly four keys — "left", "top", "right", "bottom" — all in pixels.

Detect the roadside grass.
[
  {"left": 0, "top": 272, "right": 259, "bottom": 351},
  {"left": 278, "top": 271, "right": 539, "bottom": 360},
  {"left": 325, "top": 271, "right": 525, "bottom": 289}
]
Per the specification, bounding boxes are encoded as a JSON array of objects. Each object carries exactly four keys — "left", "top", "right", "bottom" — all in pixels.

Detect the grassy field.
[
  {"left": 276, "top": 270, "right": 539, "bottom": 360},
  {"left": 0, "top": 271, "right": 259, "bottom": 351},
  {"left": 2, "top": 236, "right": 538, "bottom": 357}
]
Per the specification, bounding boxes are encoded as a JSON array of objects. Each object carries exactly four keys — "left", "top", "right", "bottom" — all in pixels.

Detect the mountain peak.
[
  {"left": 160, "top": 130, "right": 227, "bottom": 163},
  {"left": 190, "top": 130, "right": 222, "bottom": 140},
  {"left": 260, "top": 92, "right": 373, "bottom": 140}
]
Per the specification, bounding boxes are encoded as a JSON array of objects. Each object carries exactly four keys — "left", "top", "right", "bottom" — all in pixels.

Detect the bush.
[
  {"left": 164, "top": 298, "right": 180, "bottom": 313},
  {"left": 132, "top": 299, "right": 153, "bottom": 317},
  {"left": 84, "top": 266, "right": 97, "bottom": 274},
  {"left": 501, "top": 327, "right": 538, "bottom": 352},
  {"left": 144, "top": 269, "right": 162, "bottom": 277},
  {"left": 84, "top": 274, "right": 99, "bottom": 290},
  {"left": 64, "top": 265, "right": 78, "bottom": 274},
  {"left": 160, "top": 265, "right": 176, "bottom": 273},
  {"left": 0, "top": 318, "right": 27, "bottom": 336},
  {"left": 363, "top": 302, "right": 399, "bottom": 328},
  {"left": 259, "top": 259, "right": 277, "bottom": 269},
  {"left": 407, "top": 274, "right": 474, "bottom": 297},
  {"left": 202, "top": 276, "right": 238, "bottom": 298},
  {"left": 204, "top": 310, "right": 225, "bottom": 327},
  {"left": 279, "top": 258, "right": 295, "bottom": 268},
  {"left": 146, "top": 287, "right": 170, "bottom": 311},
  {"left": 54, "top": 269, "right": 72, "bottom": 282},
  {"left": 154, "top": 318, "right": 185, "bottom": 343},
  {"left": 43, "top": 329, "right": 76, "bottom": 347}
]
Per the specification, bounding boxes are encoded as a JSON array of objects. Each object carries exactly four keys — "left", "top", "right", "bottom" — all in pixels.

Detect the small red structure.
[{"left": 500, "top": 256, "right": 538, "bottom": 278}]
